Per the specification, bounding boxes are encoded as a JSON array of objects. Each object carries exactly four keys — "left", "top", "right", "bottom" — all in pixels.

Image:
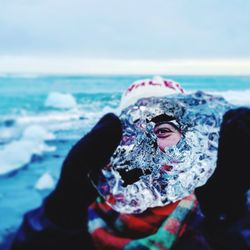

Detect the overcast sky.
[{"left": 1, "top": 0, "right": 250, "bottom": 59}]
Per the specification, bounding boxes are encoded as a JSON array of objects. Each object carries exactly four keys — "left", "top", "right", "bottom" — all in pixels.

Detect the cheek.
[{"left": 157, "top": 133, "right": 181, "bottom": 151}]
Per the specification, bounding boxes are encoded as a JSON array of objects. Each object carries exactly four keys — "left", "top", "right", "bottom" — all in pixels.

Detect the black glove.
[
  {"left": 44, "top": 113, "right": 122, "bottom": 229},
  {"left": 195, "top": 108, "right": 250, "bottom": 249}
]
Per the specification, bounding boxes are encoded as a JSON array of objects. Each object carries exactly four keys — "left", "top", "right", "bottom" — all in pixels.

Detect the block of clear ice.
[{"left": 91, "top": 91, "right": 234, "bottom": 214}]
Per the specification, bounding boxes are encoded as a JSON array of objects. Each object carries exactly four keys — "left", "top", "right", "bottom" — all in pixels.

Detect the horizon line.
[{"left": 1, "top": 56, "right": 250, "bottom": 75}]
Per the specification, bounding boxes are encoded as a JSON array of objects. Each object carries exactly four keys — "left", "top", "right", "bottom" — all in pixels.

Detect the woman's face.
[{"left": 154, "top": 122, "right": 181, "bottom": 151}]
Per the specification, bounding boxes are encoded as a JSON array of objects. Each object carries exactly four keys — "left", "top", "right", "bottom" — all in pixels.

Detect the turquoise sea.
[{"left": 0, "top": 75, "right": 250, "bottom": 247}]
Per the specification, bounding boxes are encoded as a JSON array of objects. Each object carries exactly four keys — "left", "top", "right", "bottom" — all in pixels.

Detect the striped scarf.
[{"left": 88, "top": 194, "right": 198, "bottom": 250}]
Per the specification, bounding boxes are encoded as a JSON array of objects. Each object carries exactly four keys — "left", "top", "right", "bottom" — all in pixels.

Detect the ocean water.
[{"left": 0, "top": 75, "right": 250, "bottom": 247}]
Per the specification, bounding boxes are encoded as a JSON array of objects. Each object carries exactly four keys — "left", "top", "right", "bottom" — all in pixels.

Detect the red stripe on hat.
[
  {"left": 149, "top": 80, "right": 161, "bottom": 86},
  {"left": 135, "top": 81, "right": 146, "bottom": 88},
  {"left": 163, "top": 80, "right": 175, "bottom": 90},
  {"left": 125, "top": 81, "right": 146, "bottom": 95},
  {"left": 125, "top": 83, "right": 136, "bottom": 95},
  {"left": 179, "top": 87, "right": 185, "bottom": 93}
]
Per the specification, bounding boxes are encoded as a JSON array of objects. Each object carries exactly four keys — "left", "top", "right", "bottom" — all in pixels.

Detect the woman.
[{"left": 11, "top": 78, "right": 250, "bottom": 250}]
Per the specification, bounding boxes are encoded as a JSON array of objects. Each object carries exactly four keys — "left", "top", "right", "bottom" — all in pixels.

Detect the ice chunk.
[
  {"left": 45, "top": 92, "right": 77, "bottom": 109},
  {"left": 92, "top": 91, "right": 233, "bottom": 213},
  {"left": 23, "top": 125, "right": 55, "bottom": 141},
  {"left": 35, "top": 172, "right": 55, "bottom": 190},
  {"left": 0, "top": 125, "right": 55, "bottom": 175}
]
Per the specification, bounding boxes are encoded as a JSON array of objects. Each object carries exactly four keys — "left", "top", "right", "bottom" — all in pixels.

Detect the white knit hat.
[{"left": 119, "top": 76, "right": 185, "bottom": 110}]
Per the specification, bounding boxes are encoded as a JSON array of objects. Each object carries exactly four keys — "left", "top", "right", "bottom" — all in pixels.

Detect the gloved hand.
[
  {"left": 195, "top": 108, "right": 250, "bottom": 249},
  {"left": 44, "top": 113, "right": 122, "bottom": 229}
]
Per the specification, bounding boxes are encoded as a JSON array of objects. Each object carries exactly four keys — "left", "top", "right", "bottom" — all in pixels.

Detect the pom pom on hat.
[{"left": 119, "top": 76, "right": 185, "bottom": 110}]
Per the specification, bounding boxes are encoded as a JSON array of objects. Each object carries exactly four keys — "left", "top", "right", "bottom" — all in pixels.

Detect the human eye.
[{"left": 154, "top": 127, "right": 172, "bottom": 138}]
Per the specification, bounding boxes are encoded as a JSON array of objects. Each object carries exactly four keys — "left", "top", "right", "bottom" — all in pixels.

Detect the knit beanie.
[{"left": 119, "top": 76, "right": 185, "bottom": 110}]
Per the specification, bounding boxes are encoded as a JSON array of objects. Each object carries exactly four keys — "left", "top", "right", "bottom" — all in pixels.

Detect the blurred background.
[{"left": 0, "top": 0, "right": 250, "bottom": 248}]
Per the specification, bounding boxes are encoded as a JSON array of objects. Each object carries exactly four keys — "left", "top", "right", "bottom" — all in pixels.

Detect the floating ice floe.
[
  {"left": 0, "top": 127, "right": 19, "bottom": 144},
  {"left": 35, "top": 172, "right": 55, "bottom": 190},
  {"left": 45, "top": 92, "right": 77, "bottom": 109},
  {"left": 0, "top": 125, "right": 56, "bottom": 175},
  {"left": 22, "top": 125, "right": 55, "bottom": 141}
]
